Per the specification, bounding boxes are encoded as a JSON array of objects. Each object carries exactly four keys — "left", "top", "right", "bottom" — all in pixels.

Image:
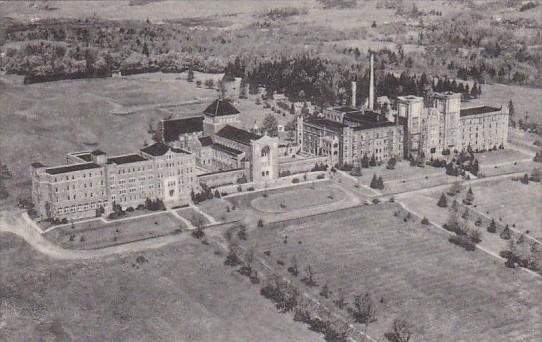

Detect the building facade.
[{"left": 31, "top": 142, "right": 196, "bottom": 221}]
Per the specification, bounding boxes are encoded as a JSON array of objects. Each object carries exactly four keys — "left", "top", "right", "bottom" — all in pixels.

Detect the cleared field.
[
  {"left": 467, "top": 83, "right": 542, "bottom": 126},
  {"left": 241, "top": 204, "right": 542, "bottom": 342},
  {"left": 0, "top": 75, "right": 215, "bottom": 202},
  {"left": 0, "top": 232, "right": 322, "bottom": 342},
  {"left": 470, "top": 178, "right": 542, "bottom": 239},
  {"left": 476, "top": 149, "right": 532, "bottom": 166},
  {"left": 44, "top": 212, "right": 183, "bottom": 249}
]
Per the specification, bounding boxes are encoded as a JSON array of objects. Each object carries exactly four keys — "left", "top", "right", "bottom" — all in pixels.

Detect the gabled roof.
[
  {"left": 216, "top": 125, "right": 261, "bottom": 146},
  {"left": 162, "top": 116, "right": 204, "bottom": 143},
  {"left": 212, "top": 143, "right": 244, "bottom": 156},
  {"left": 140, "top": 142, "right": 189, "bottom": 157},
  {"left": 45, "top": 163, "right": 101, "bottom": 175},
  {"left": 203, "top": 99, "right": 240, "bottom": 117},
  {"left": 107, "top": 154, "right": 148, "bottom": 165},
  {"left": 460, "top": 106, "right": 501, "bottom": 117}
]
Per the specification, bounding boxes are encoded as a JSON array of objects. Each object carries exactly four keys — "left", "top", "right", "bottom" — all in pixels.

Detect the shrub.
[
  {"left": 469, "top": 229, "right": 481, "bottom": 244},
  {"left": 191, "top": 228, "right": 205, "bottom": 240},
  {"left": 126, "top": 206, "right": 134, "bottom": 212},
  {"left": 316, "top": 174, "right": 325, "bottom": 179},
  {"left": 292, "top": 178, "right": 300, "bottom": 183},
  {"left": 448, "top": 235, "right": 476, "bottom": 251},
  {"left": 247, "top": 186, "right": 255, "bottom": 191},
  {"left": 224, "top": 249, "right": 242, "bottom": 267},
  {"left": 372, "top": 198, "right": 380, "bottom": 204},
  {"left": 257, "top": 219, "right": 264, "bottom": 227},
  {"left": 500, "top": 225, "right": 511, "bottom": 240},
  {"left": 421, "top": 217, "right": 429, "bottom": 225}
]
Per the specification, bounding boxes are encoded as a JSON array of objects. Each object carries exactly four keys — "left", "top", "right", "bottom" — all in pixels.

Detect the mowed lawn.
[
  {"left": 242, "top": 204, "right": 542, "bottom": 342},
  {"left": 45, "top": 212, "right": 184, "bottom": 249},
  {"left": 470, "top": 179, "right": 542, "bottom": 239},
  {"left": 0, "top": 232, "right": 322, "bottom": 342},
  {"left": 251, "top": 184, "right": 345, "bottom": 213}
]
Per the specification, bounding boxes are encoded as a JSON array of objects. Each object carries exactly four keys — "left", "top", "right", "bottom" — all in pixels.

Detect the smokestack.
[
  {"left": 351, "top": 81, "right": 357, "bottom": 108},
  {"left": 369, "top": 53, "right": 374, "bottom": 110}
]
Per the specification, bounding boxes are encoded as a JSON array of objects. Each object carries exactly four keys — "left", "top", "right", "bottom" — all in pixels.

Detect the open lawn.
[
  {"left": 197, "top": 197, "right": 246, "bottom": 223},
  {"left": 44, "top": 212, "right": 184, "bottom": 249},
  {"left": 250, "top": 184, "right": 345, "bottom": 213},
  {"left": 469, "top": 178, "right": 542, "bottom": 239},
  {"left": 0, "top": 232, "right": 322, "bottom": 341},
  {"left": 352, "top": 161, "right": 458, "bottom": 195},
  {"left": 466, "top": 83, "right": 542, "bottom": 126},
  {"left": 0, "top": 74, "right": 216, "bottom": 202},
  {"left": 240, "top": 204, "right": 542, "bottom": 342},
  {"left": 176, "top": 207, "right": 211, "bottom": 227}
]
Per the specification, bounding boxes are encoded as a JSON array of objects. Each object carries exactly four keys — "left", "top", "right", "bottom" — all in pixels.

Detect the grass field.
[
  {"left": 250, "top": 184, "right": 344, "bottom": 213},
  {"left": 177, "top": 207, "right": 211, "bottom": 227},
  {"left": 239, "top": 204, "right": 542, "bottom": 342},
  {"left": 44, "top": 212, "right": 183, "bottom": 249},
  {"left": 469, "top": 178, "right": 542, "bottom": 239},
  {"left": 0, "top": 232, "right": 322, "bottom": 341}
]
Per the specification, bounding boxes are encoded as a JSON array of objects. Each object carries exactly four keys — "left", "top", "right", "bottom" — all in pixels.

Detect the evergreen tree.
[
  {"left": 508, "top": 99, "right": 514, "bottom": 117},
  {"left": 361, "top": 154, "right": 370, "bottom": 168},
  {"left": 437, "top": 193, "right": 448, "bottom": 207},
  {"left": 369, "top": 154, "right": 377, "bottom": 167},
  {"left": 370, "top": 174, "right": 378, "bottom": 189},
  {"left": 187, "top": 69, "right": 195, "bottom": 82},
  {"left": 500, "top": 224, "right": 511, "bottom": 240},
  {"left": 487, "top": 219, "right": 497, "bottom": 233},
  {"left": 377, "top": 176, "right": 384, "bottom": 190}
]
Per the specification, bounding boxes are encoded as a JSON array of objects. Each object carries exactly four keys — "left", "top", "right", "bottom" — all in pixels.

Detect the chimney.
[
  {"left": 351, "top": 81, "right": 357, "bottom": 108},
  {"left": 369, "top": 53, "right": 374, "bottom": 111}
]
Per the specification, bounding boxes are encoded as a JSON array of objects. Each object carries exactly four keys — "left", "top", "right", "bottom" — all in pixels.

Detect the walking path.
[
  {"left": 167, "top": 209, "right": 195, "bottom": 230},
  {"left": 190, "top": 203, "right": 218, "bottom": 224}
]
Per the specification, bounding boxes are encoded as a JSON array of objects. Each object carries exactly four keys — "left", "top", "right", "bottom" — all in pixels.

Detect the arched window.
[{"left": 261, "top": 146, "right": 270, "bottom": 157}]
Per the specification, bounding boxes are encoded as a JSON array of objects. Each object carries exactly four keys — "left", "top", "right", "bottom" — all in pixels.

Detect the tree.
[
  {"left": 377, "top": 176, "right": 384, "bottom": 190},
  {"left": 302, "top": 265, "right": 316, "bottom": 286},
  {"left": 187, "top": 69, "right": 194, "bottom": 82},
  {"left": 0, "top": 178, "right": 8, "bottom": 200},
  {"left": 386, "top": 157, "right": 397, "bottom": 170},
  {"left": 369, "top": 154, "right": 377, "bottom": 167},
  {"left": 370, "top": 174, "right": 378, "bottom": 189},
  {"left": 386, "top": 318, "right": 417, "bottom": 342},
  {"left": 508, "top": 99, "right": 515, "bottom": 118},
  {"left": 500, "top": 224, "right": 511, "bottom": 240},
  {"left": 521, "top": 173, "right": 529, "bottom": 184},
  {"left": 353, "top": 292, "right": 376, "bottom": 326},
  {"left": 196, "top": 80, "right": 202, "bottom": 88},
  {"left": 204, "top": 78, "right": 215, "bottom": 89},
  {"left": 361, "top": 154, "right": 370, "bottom": 168},
  {"left": 371, "top": 20, "right": 377, "bottom": 28},
  {"left": 487, "top": 219, "right": 497, "bottom": 233},
  {"left": 261, "top": 114, "right": 278, "bottom": 136},
  {"left": 463, "top": 187, "right": 474, "bottom": 205},
  {"left": 437, "top": 193, "right": 448, "bottom": 207}
]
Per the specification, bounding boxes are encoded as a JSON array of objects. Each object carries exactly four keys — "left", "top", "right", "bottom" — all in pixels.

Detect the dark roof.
[
  {"left": 199, "top": 136, "right": 213, "bottom": 147},
  {"left": 45, "top": 163, "right": 101, "bottom": 175},
  {"left": 332, "top": 106, "right": 358, "bottom": 113},
  {"left": 107, "top": 154, "right": 148, "bottom": 165},
  {"left": 140, "top": 142, "right": 189, "bottom": 157},
  {"left": 212, "top": 143, "right": 243, "bottom": 156},
  {"left": 216, "top": 125, "right": 261, "bottom": 145},
  {"left": 345, "top": 111, "right": 396, "bottom": 130},
  {"left": 305, "top": 118, "right": 347, "bottom": 131},
  {"left": 74, "top": 153, "right": 92, "bottom": 162},
  {"left": 203, "top": 99, "right": 240, "bottom": 117},
  {"left": 162, "top": 116, "right": 204, "bottom": 143},
  {"left": 460, "top": 106, "right": 501, "bottom": 117},
  {"left": 31, "top": 162, "right": 46, "bottom": 168},
  {"left": 91, "top": 149, "right": 106, "bottom": 156}
]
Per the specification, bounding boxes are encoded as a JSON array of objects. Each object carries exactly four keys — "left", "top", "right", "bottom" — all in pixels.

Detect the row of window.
[
  {"left": 54, "top": 171, "right": 103, "bottom": 183},
  {"left": 56, "top": 200, "right": 109, "bottom": 214}
]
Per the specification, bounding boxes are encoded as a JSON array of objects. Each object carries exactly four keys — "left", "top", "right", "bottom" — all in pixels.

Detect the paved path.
[
  {"left": 0, "top": 210, "right": 190, "bottom": 260},
  {"left": 168, "top": 209, "right": 195, "bottom": 230},
  {"left": 190, "top": 204, "right": 218, "bottom": 225}
]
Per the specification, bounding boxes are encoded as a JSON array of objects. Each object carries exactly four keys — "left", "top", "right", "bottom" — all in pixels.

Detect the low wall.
[
  {"left": 197, "top": 168, "right": 247, "bottom": 189},
  {"left": 279, "top": 155, "right": 329, "bottom": 176}
]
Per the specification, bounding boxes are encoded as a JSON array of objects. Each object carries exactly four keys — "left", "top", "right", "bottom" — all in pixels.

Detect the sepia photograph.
[{"left": 0, "top": 0, "right": 541, "bottom": 341}]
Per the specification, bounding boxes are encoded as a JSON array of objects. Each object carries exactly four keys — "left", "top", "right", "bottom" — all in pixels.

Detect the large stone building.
[
  {"left": 296, "top": 54, "right": 509, "bottom": 167},
  {"left": 31, "top": 142, "right": 195, "bottom": 221},
  {"left": 160, "top": 98, "right": 279, "bottom": 185},
  {"left": 398, "top": 92, "right": 509, "bottom": 157}
]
